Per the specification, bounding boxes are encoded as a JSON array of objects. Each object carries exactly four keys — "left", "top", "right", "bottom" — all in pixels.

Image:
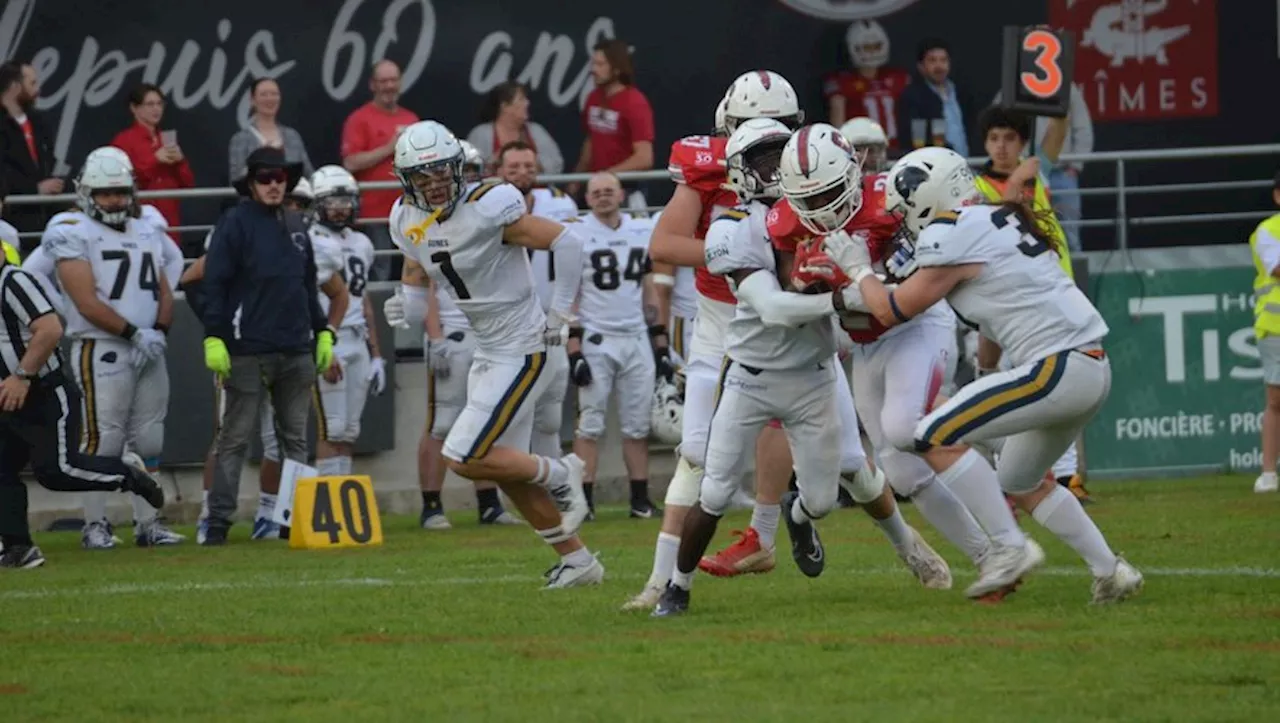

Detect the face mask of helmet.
[
  {"left": 792, "top": 172, "right": 863, "bottom": 234},
  {"left": 83, "top": 188, "right": 134, "bottom": 229},
  {"left": 398, "top": 158, "right": 465, "bottom": 214},
  {"left": 731, "top": 137, "right": 788, "bottom": 201},
  {"left": 856, "top": 144, "right": 889, "bottom": 173},
  {"left": 317, "top": 193, "right": 358, "bottom": 229}
]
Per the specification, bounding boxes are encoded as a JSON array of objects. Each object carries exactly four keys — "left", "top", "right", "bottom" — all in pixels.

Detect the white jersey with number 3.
[
  {"left": 390, "top": 182, "right": 546, "bottom": 357},
  {"left": 705, "top": 201, "right": 835, "bottom": 370},
  {"left": 41, "top": 210, "right": 169, "bottom": 340},
  {"left": 913, "top": 204, "right": 1109, "bottom": 367},
  {"left": 574, "top": 213, "right": 653, "bottom": 334}
]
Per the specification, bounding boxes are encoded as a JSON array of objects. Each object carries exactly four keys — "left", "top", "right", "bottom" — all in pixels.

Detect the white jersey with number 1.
[
  {"left": 913, "top": 204, "right": 1108, "bottom": 367},
  {"left": 390, "top": 181, "right": 546, "bottom": 356}
]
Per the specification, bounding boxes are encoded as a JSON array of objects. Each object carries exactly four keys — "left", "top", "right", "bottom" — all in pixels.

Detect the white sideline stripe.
[{"left": 2, "top": 566, "right": 1278, "bottom": 601}]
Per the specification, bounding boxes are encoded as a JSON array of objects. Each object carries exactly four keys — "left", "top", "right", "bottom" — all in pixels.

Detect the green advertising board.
[{"left": 1083, "top": 247, "right": 1263, "bottom": 477}]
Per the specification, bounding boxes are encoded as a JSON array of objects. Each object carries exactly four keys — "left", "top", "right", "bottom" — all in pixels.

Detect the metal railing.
[{"left": 6, "top": 144, "right": 1278, "bottom": 251}]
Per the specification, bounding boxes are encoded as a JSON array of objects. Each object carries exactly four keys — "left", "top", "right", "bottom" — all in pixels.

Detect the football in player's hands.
[{"left": 790, "top": 242, "right": 850, "bottom": 294}]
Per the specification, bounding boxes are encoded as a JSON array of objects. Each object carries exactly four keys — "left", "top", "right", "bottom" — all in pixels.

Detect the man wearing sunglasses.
[{"left": 199, "top": 147, "right": 340, "bottom": 545}]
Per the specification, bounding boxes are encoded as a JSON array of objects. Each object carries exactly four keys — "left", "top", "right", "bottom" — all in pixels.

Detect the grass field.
[{"left": 1, "top": 476, "right": 1278, "bottom": 722}]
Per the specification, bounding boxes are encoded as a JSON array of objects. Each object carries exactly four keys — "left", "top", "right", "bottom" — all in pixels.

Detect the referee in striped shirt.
[{"left": 0, "top": 258, "right": 164, "bottom": 568}]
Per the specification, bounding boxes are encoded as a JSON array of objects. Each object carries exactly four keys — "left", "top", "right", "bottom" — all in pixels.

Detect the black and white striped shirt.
[{"left": 0, "top": 263, "right": 62, "bottom": 379}]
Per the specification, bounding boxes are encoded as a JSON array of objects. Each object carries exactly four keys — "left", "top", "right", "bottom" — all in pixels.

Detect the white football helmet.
[
  {"left": 458, "top": 139, "right": 484, "bottom": 183},
  {"left": 289, "top": 177, "right": 314, "bottom": 201},
  {"left": 723, "top": 70, "right": 804, "bottom": 134},
  {"left": 713, "top": 95, "right": 730, "bottom": 137},
  {"left": 846, "top": 20, "right": 890, "bottom": 70},
  {"left": 725, "top": 118, "right": 792, "bottom": 202},
  {"left": 394, "top": 120, "right": 465, "bottom": 212},
  {"left": 76, "top": 146, "right": 135, "bottom": 228},
  {"left": 839, "top": 117, "right": 889, "bottom": 172},
  {"left": 312, "top": 164, "right": 360, "bottom": 229},
  {"left": 884, "top": 147, "right": 981, "bottom": 239},
  {"left": 778, "top": 124, "right": 863, "bottom": 234},
  {"left": 651, "top": 377, "right": 683, "bottom": 446}
]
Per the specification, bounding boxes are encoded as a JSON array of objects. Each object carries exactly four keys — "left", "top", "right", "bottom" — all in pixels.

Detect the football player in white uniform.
[
  {"left": 653, "top": 120, "right": 942, "bottom": 617},
  {"left": 43, "top": 148, "right": 183, "bottom": 548},
  {"left": 384, "top": 120, "right": 600, "bottom": 588},
  {"left": 627, "top": 73, "right": 808, "bottom": 611},
  {"left": 782, "top": 126, "right": 1004, "bottom": 593},
  {"left": 306, "top": 166, "right": 383, "bottom": 476},
  {"left": 832, "top": 147, "right": 1142, "bottom": 604},
  {"left": 567, "top": 172, "right": 662, "bottom": 518},
  {"left": 416, "top": 140, "right": 562, "bottom": 529}
]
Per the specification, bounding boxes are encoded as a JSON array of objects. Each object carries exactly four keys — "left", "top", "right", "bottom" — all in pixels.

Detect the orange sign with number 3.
[{"left": 1021, "top": 29, "right": 1065, "bottom": 99}]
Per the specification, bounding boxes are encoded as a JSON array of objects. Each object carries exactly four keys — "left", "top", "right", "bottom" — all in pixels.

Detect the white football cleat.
[
  {"left": 965, "top": 537, "right": 1044, "bottom": 599},
  {"left": 620, "top": 583, "right": 664, "bottom": 612},
  {"left": 543, "top": 553, "right": 604, "bottom": 589},
  {"left": 1254, "top": 474, "right": 1278, "bottom": 494},
  {"left": 420, "top": 513, "right": 453, "bottom": 531},
  {"left": 82, "top": 520, "right": 116, "bottom": 550},
  {"left": 900, "top": 527, "right": 952, "bottom": 590},
  {"left": 549, "top": 454, "right": 589, "bottom": 535},
  {"left": 1091, "top": 557, "right": 1143, "bottom": 604}
]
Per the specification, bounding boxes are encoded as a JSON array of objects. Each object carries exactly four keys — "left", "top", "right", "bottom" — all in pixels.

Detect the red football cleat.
[{"left": 698, "top": 528, "right": 776, "bottom": 577}]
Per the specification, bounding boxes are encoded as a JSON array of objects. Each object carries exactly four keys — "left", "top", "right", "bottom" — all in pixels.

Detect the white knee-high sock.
[
  {"left": 315, "top": 456, "right": 344, "bottom": 476},
  {"left": 1030, "top": 485, "right": 1118, "bottom": 577},
  {"left": 911, "top": 479, "right": 991, "bottom": 564},
  {"left": 937, "top": 449, "right": 1026, "bottom": 548},
  {"left": 871, "top": 506, "right": 915, "bottom": 556},
  {"left": 750, "top": 503, "right": 780, "bottom": 549},
  {"left": 83, "top": 491, "right": 109, "bottom": 524},
  {"left": 131, "top": 494, "right": 158, "bottom": 525},
  {"left": 646, "top": 532, "right": 681, "bottom": 588}
]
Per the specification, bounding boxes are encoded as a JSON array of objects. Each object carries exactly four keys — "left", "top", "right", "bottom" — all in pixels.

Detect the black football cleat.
[
  {"left": 781, "top": 491, "right": 825, "bottom": 578},
  {"left": 651, "top": 583, "right": 691, "bottom": 618}
]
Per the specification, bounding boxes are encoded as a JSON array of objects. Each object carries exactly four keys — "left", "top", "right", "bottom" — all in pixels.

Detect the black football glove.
[
  {"left": 654, "top": 345, "right": 675, "bottom": 382},
  {"left": 569, "top": 351, "right": 593, "bottom": 387}
]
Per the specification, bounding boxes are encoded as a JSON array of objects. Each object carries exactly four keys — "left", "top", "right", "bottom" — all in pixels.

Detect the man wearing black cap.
[{"left": 199, "top": 147, "right": 337, "bottom": 545}]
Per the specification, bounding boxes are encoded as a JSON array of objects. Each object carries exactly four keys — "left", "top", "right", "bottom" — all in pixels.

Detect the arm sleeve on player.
[
  {"left": 548, "top": 225, "right": 585, "bottom": 318},
  {"left": 736, "top": 269, "right": 836, "bottom": 328},
  {"left": 41, "top": 220, "right": 89, "bottom": 262},
  {"left": 475, "top": 183, "right": 528, "bottom": 227},
  {"left": 912, "top": 212, "right": 989, "bottom": 268},
  {"left": 1257, "top": 226, "right": 1280, "bottom": 274}
]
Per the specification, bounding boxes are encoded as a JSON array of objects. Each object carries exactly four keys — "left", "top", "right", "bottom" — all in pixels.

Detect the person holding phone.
[{"left": 110, "top": 84, "right": 195, "bottom": 245}]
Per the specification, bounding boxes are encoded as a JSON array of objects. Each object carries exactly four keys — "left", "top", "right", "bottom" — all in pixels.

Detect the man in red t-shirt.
[
  {"left": 823, "top": 20, "right": 910, "bottom": 151},
  {"left": 572, "top": 39, "right": 654, "bottom": 205},
  {"left": 340, "top": 60, "right": 419, "bottom": 274}
]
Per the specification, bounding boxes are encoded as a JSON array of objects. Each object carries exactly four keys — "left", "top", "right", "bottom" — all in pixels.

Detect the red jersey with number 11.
[{"left": 666, "top": 135, "right": 738, "bottom": 305}]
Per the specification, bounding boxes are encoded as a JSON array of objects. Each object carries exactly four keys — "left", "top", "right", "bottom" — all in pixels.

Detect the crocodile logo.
[{"left": 1080, "top": 0, "right": 1191, "bottom": 66}]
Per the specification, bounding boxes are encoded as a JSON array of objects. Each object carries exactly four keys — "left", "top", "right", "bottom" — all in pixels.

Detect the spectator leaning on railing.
[
  {"left": 573, "top": 38, "right": 654, "bottom": 208},
  {"left": 466, "top": 81, "right": 564, "bottom": 176},
  {"left": 228, "top": 77, "right": 315, "bottom": 186},
  {"left": 0, "top": 60, "right": 63, "bottom": 247},
  {"left": 199, "top": 147, "right": 336, "bottom": 546},
  {"left": 110, "top": 84, "right": 195, "bottom": 245}
]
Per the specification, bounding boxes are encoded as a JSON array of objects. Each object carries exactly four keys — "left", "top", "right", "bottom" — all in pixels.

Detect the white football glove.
[
  {"left": 544, "top": 309, "right": 572, "bottom": 346},
  {"left": 130, "top": 328, "right": 167, "bottom": 368},
  {"left": 383, "top": 288, "right": 409, "bottom": 329},
  {"left": 367, "top": 357, "right": 387, "bottom": 395},
  {"left": 822, "top": 229, "right": 874, "bottom": 281},
  {"left": 885, "top": 243, "right": 919, "bottom": 279},
  {"left": 427, "top": 338, "right": 453, "bottom": 380}
]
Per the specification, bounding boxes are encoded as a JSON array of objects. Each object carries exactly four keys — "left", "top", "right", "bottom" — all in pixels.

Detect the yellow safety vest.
[
  {"left": 975, "top": 172, "right": 1073, "bottom": 279},
  {"left": 1248, "top": 213, "right": 1280, "bottom": 338},
  {"left": 1, "top": 241, "right": 19, "bottom": 265}
]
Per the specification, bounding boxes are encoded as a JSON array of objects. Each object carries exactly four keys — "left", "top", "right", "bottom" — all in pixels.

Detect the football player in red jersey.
[
  {"left": 782, "top": 131, "right": 1031, "bottom": 599},
  {"left": 623, "top": 71, "right": 805, "bottom": 612},
  {"left": 699, "top": 123, "right": 951, "bottom": 589},
  {"left": 824, "top": 20, "right": 911, "bottom": 151}
]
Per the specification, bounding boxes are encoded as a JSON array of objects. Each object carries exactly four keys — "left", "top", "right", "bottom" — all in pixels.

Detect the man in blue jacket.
[{"left": 200, "top": 147, "right": 336, "bottom": 545}]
